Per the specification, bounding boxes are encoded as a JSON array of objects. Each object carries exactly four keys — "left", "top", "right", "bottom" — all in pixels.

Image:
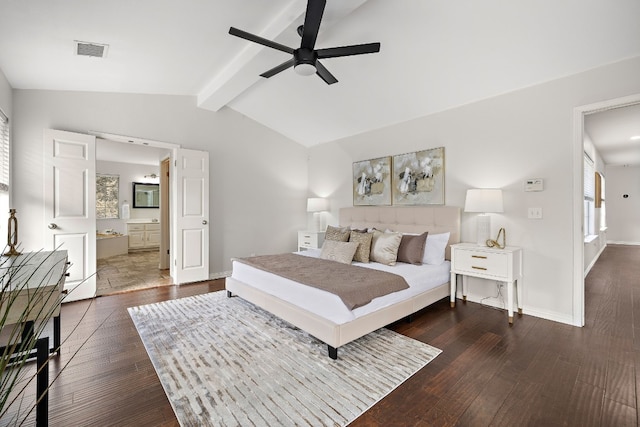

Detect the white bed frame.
[{"left": 225, "top": 206, "right": 461, "bottom": 359}]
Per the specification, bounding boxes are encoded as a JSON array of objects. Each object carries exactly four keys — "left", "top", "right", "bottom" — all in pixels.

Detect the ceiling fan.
[{"left": 228, "top": 0, "right": 381, "bottom": 85}]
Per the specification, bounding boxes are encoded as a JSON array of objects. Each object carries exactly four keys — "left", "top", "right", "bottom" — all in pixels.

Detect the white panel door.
[
  {"left": 43, "top": 129, "right": 96, "bottom": 301},
  {"left": 172, "top": 148, "right": 209, "bottom": 284}
]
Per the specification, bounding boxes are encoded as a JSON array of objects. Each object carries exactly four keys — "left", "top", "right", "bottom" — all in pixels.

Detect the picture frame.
[
  {"left": 392, "top": 147, "right": 445, "bottom": 205},
  {"left": 132, "top": 182, "right": 160, "bottom": 208},
  {"left": 352, "top": 156, "right": 392, "bottom": 206}
]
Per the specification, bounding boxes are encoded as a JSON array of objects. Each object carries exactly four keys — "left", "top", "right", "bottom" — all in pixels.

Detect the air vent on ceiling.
[{"left": 74, "top": 41, "right": 109, "bottom": 58}]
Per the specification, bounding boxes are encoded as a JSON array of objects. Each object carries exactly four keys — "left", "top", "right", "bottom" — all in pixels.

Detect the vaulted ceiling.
[{"left": 1, "top": 0, "right": 639, "bottom": 155}]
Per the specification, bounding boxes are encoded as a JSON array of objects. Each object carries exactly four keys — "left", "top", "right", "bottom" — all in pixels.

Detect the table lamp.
[
  {"left": 306, "top": 197, "right": 329, "bottom": 231},
  {"left": 464, "top": 189, "right": 503, "bottom": 246}
]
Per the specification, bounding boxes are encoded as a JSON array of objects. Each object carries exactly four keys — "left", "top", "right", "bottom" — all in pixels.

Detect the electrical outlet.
[{"left": 528, "top": 207, "right": 543, "bottom": 219}]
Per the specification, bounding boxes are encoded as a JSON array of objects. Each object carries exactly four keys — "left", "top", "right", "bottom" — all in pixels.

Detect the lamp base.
[
  {"left": 312, "top": 212, "right": 325, "bottom": 232},
  {"left": 476, "top": 214, "right": 490, "bottom": 246}
]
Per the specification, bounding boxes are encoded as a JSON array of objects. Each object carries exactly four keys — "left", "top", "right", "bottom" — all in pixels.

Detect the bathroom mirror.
[{"left": 132, "top": 182, "right": 160, "bottom": 208}]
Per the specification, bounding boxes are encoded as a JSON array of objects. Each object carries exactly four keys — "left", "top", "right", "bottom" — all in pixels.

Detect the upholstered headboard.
[{"left": 339, "top": 206, "right": 461, "bottom": 260}]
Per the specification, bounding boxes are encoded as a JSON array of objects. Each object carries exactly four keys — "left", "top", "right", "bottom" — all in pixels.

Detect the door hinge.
[{"left": 167, "top": 249, "right": 170, "bottom": 255}]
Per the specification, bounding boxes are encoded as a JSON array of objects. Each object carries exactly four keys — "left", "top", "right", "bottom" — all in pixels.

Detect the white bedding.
[{"left": 230, "top": 249, "right": 451, "bottom": 325}]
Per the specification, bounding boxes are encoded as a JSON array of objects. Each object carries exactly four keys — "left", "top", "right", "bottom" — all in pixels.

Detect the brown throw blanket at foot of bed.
[{"left": 234, "top": 253, "right": 409, "bottom": 310}]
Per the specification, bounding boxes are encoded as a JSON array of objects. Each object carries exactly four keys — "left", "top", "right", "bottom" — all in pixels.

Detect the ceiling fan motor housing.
[{"left": 294, "top": 48, "right": 317, "bottom": 75}]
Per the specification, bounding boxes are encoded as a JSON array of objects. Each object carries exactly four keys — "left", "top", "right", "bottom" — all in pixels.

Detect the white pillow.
[
  {"left": 422, "top": 232, "right": 450, "bottom": 265},
  {"left": 320, "top": 240, "right": 359, "bottom": 264}
]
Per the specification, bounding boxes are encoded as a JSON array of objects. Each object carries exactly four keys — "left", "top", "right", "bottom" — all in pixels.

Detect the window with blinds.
[
  {"left": 597, "top": 172, "right": 606, "bottom": 231},
  {"left": 583, "top": 153, "right": 595, "bottom": 237},
  {"left": 0, "top": 109, "right": 8, "bottom": 193}
]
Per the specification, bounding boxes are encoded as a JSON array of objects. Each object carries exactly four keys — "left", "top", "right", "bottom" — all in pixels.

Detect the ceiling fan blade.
[
  {"left": 229, "top": 27, "right": 294, "bottom": 54},
  {"left": 300, "top": 0, "right": 326, "bottom": 50},
  {"left": 260, "top": 59, "right": 296, "bottom": 78},
  {"left": 315, "top": 61, "right": 338, "bottom": 85},
  {"left": 316, "top": 42, "right": 381, "bottom": 59}
]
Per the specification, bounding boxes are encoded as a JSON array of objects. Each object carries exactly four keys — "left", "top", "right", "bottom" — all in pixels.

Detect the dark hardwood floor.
[{"left": 5, "top": 245, "right": 639, "bottom": 426}]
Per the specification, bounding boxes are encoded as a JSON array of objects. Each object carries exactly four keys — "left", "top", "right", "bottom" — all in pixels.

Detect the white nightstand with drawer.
[
  {"left": 298, "top": 231, "right": 325, "bottom": 251},
  {"left": 450, "top": 243, "right": 523, "bottom": 324}
]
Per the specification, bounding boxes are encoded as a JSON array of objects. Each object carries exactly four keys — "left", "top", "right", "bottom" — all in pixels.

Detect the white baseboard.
[
  {"left": 455, "top": 292, "right": 576, "bottom": 326},
  {"left": 209, "top": 270, "right": 232, "bottom": 280},
  {"left": 607, "top": 240, "right": 640, "bottom": 246},
  {"left": 523, "top": 306, "right": 576, "bottom": 326},
  {"left": 584, "top": 243, "right": 607, "bottom": 276}
]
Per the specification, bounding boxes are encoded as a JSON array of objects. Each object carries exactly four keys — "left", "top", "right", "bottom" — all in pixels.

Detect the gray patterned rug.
[{"left": 128, "top": 291, "right": 441, "bottom": 427}]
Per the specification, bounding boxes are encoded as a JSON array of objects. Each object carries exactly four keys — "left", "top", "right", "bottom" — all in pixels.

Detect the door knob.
[
  {"left": 202, "top": 220, "right": 208, "bottom": 225},
  {"left": 48, "top": 223, "right": 58, "bottom": 229}
]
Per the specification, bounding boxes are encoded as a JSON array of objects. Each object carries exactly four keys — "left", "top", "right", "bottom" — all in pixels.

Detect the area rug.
[{"left": 128, "top": 291, "right": 441, "bottom": 427}]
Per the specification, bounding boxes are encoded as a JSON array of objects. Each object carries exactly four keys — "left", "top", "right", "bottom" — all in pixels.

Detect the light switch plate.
[{"left": 528, "top": 207, "right": 543, "bottom": 219}]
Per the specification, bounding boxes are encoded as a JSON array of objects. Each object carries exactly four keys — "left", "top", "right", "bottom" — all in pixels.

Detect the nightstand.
[
  {"left": 298, "top": 230, "right": 325, "bottom": 251},
  {"left": 450, "top": 243, "right": 523, "bottom": 324}
]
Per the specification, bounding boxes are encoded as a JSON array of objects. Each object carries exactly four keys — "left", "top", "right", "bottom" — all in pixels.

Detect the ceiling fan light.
[{"left": 294, "top": 63, "right": 316, "bottom": 76}]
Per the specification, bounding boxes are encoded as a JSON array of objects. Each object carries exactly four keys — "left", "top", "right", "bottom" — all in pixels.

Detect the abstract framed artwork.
[
  {"left": 353, "top": 156, "right": 392, "bottom": 206},
  {"left": 392, "top": 147, "right": 445, "bottom": 205}
]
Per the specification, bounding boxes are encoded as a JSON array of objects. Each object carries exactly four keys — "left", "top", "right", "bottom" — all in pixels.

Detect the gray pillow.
[
  {"left": 370, "top": 230, "right": 402, "bottom": 266},
  {"left": 397, "top": 232, "right": 428, "bottom": 265},
  {"left": 320, "top": 240, "right": 359, "bottom": 264},
  {"left": 325, "top": 225, "right": 351, "bottom": 242}
]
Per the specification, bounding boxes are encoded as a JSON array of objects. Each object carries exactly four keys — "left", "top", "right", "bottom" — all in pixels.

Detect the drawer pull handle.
[
  {"left": 472, "top": 266, "right": 487, "bottom": 270},
  {"left": 472, "top": 255, "right": 487, "bottom": 259}
]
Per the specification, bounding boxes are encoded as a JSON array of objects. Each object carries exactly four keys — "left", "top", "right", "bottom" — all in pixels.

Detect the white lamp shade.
[
  {"left": 307, "top": 197, "right": 329, "bottom": 212},
  {"left": 464, "top": 189, "right": 504, "bottom": 213}
]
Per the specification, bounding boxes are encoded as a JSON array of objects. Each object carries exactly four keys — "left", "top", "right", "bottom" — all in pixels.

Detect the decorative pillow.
[
  {"left": 397, "top": 232, "right": 428, "bottom": 265},
  {"left": 349, "top": 230, "right": 373, "bottom": 263},
  {"left": 350, "top": 227, "right": 369, "bottom": 233},
  {"left": 325, "top": 225, "right": 351, "bottom": 242},
  {"left": 370, "top": 230, "right": 402, "bottom": 266},
  {"left": 422, "top": 232, "right": 450, "bottom": 265},
  {"left": 320, "top": 240, "right": 359, "bottom": 264}
]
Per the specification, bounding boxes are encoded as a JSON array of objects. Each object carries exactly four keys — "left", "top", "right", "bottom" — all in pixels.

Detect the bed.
[{"left": 225, "top": 206, "right": 460, "bottom": 359}]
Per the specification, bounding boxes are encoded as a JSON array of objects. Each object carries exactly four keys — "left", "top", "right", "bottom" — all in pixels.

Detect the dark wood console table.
[{"left": 0, "top": 250, "right": 68, "bottom": 427}]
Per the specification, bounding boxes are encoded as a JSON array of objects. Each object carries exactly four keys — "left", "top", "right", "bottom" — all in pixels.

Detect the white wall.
[
  {"left": 96, "top": 160, "right": 161, "bottom": 234},
  {"left": 12, "top": 90, "right": 309, "bottom": 275},
  {"left": 309, "top": 56, "right": 640, "bottom": 325},
  {"left": 606, "top": 165, "right": 640, "bottom": 244}
]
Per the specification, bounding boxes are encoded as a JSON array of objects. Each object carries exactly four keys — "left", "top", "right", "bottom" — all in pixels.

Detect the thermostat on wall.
[{"left": 525, "top": 178, "right": 544, "bottom": 192}]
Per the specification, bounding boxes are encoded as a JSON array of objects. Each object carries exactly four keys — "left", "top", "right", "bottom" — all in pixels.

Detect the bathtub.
[{"left": 97, "top": 234, "right": 129, "bottom": 259}]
